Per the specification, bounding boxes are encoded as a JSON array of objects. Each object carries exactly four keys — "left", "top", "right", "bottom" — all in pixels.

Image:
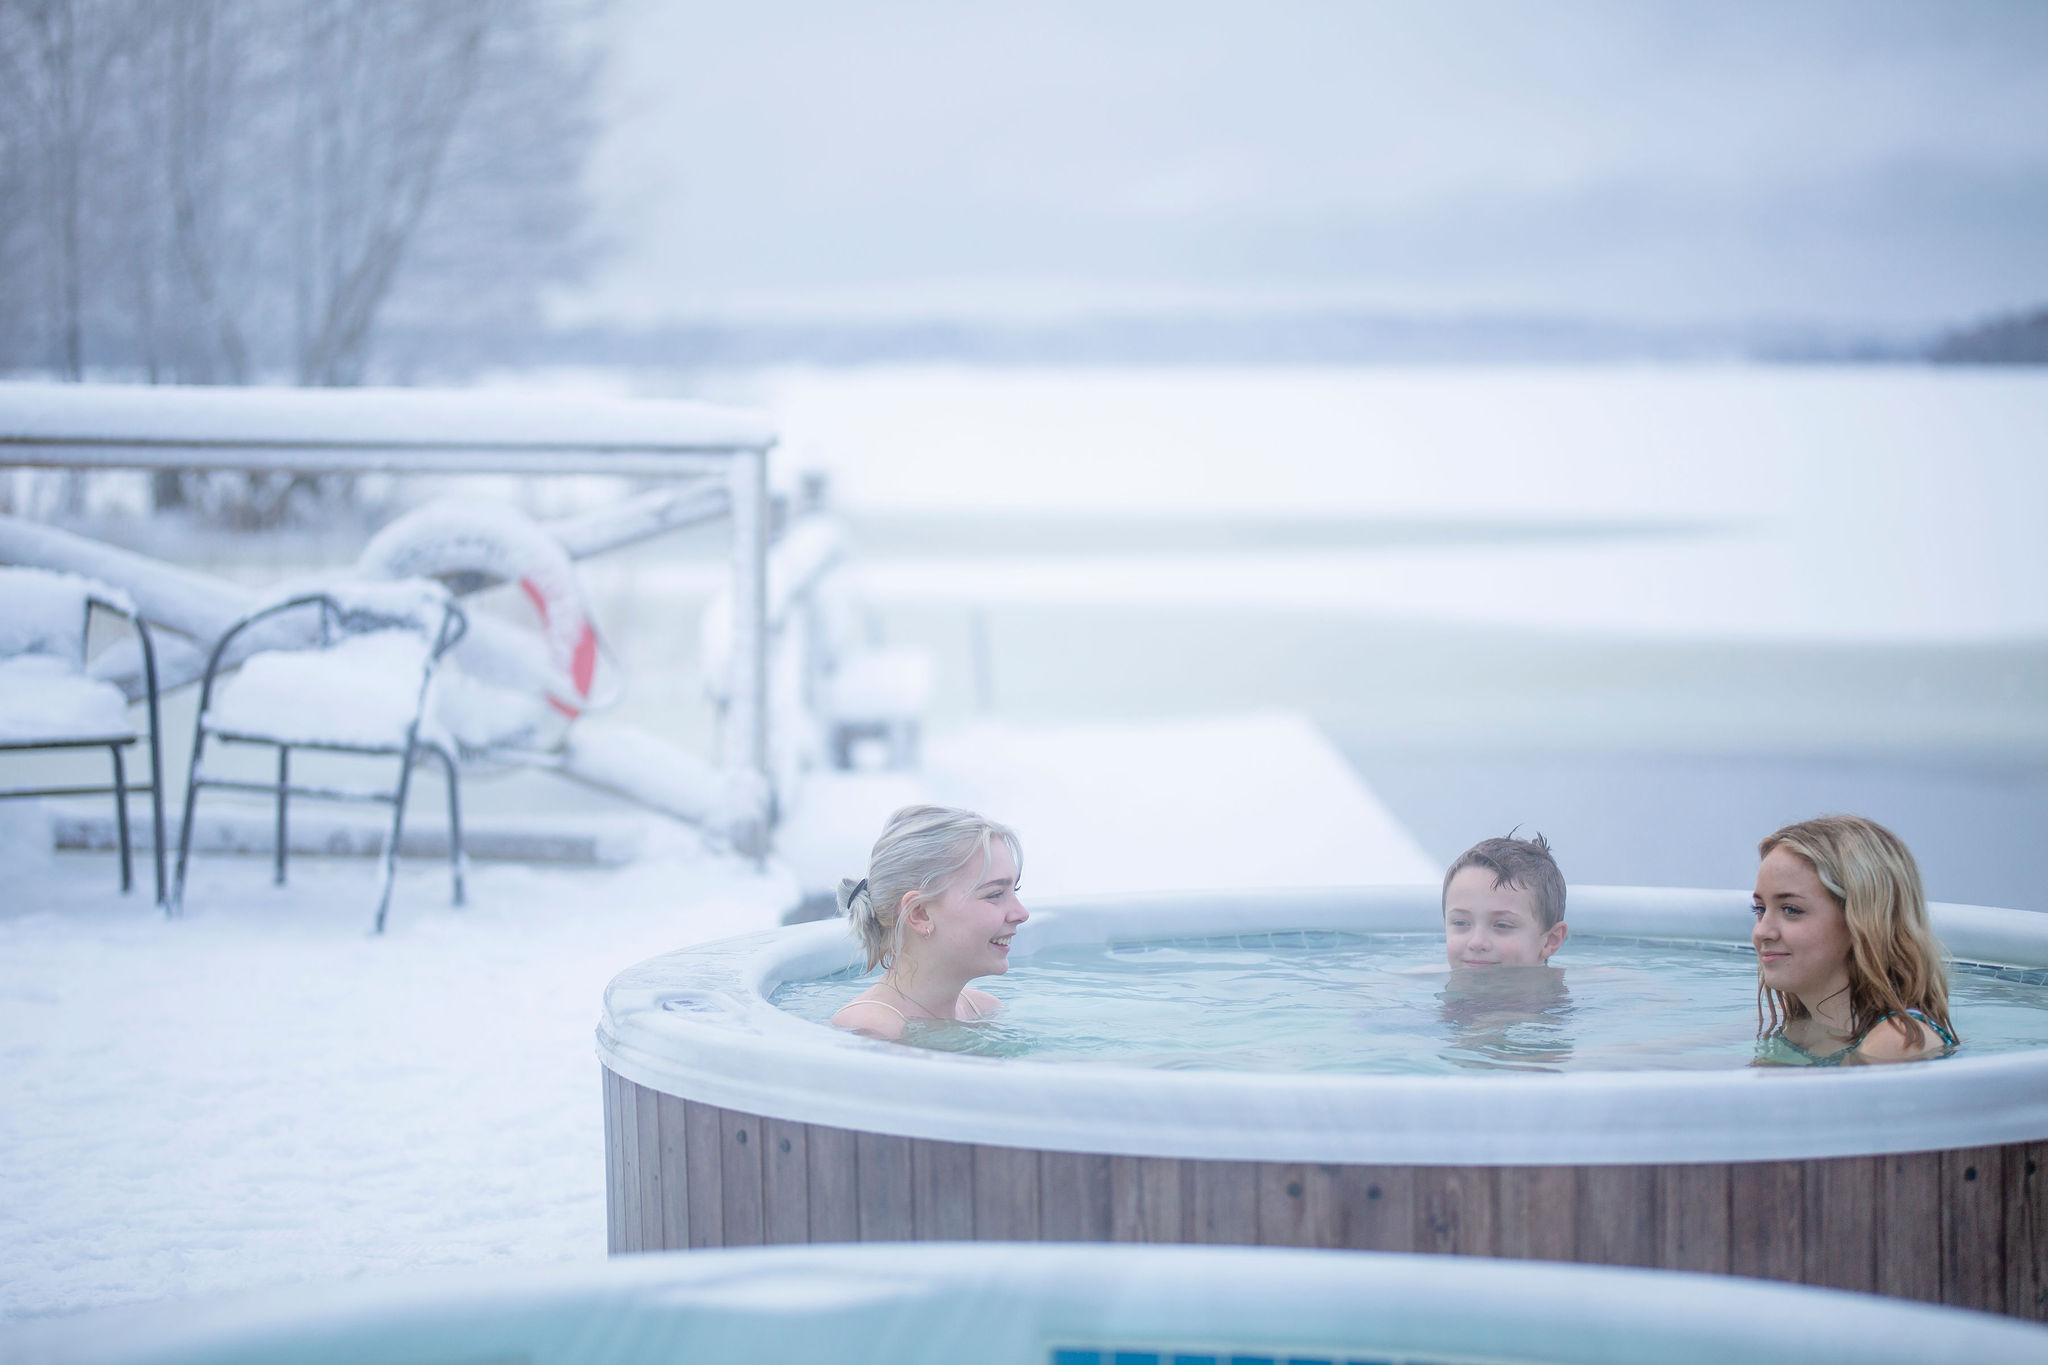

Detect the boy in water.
[{"left": 1441, "top": 833, "right": 1567, "bottom": 968}]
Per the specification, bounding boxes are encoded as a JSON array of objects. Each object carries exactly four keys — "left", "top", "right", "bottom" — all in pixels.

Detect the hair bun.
[{"left": 836, "top": 877, "right": 869, "bottom": 918}]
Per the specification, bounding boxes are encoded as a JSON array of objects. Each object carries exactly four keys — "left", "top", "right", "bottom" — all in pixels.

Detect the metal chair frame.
[
  {"left": 171, "top": 591, "right": 468, "bottom": 933},
  {"left": 0, "top": 591, "right": 167, "bottom": 905}
]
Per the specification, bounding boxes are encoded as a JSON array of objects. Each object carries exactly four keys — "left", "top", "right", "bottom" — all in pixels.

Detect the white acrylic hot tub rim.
[
  {"left": 595, "top": 885, "right": 2048, "bottom": 1166},
  {"left": 17, "top": 1245, "right": 2047, "bottom": 1365}
]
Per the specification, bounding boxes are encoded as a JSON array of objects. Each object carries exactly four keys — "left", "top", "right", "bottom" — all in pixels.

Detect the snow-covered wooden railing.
[{"left": 0, "top": 382, "right": 780, "bottom": 849}]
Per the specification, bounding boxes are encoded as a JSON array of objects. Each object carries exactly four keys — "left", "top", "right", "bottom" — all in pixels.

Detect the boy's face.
[{"left": 1443, "top": 866, "right": 1566, "bottom": 967}]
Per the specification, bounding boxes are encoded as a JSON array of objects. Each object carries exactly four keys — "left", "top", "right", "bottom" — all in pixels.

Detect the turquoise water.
[{"left": 771, "top": 933, "right": 2048, "bottom": 1074}]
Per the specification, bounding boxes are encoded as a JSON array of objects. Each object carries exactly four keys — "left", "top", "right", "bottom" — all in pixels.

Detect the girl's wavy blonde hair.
[
  {"left": 1756, "top": 815, "right": 1954, "bottom": 1045},
  {"left": 838, "top": 805, "right": 1021, "bottom": 971}
]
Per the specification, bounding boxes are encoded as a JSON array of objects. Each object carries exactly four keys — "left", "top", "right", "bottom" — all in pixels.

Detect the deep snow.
[{"left": 0, "top": 836, "right": 795, "bottom": 1322}]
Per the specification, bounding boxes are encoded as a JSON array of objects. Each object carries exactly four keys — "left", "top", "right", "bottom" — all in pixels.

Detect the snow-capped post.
[{"left": 724, "top": 443, "right": 773, "bottom": 861}]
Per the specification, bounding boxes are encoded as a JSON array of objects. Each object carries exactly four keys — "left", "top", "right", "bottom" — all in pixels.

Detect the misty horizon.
[{"left": 559, "top": 0, "right": 2048, "bottom": 335}]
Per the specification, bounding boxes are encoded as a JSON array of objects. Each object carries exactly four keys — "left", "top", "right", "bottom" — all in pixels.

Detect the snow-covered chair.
[
  {"left": 700, "top": 516, "right": 936, "bottom": 778},
  {"left": 171, "top": 582, "right": 467, "bottom": 933},
  {"left": 0, "top": 567, "right": 167, "bottom": 903},
  {"left": 819, "top": 639, "right": 934, "bottom": 770}
]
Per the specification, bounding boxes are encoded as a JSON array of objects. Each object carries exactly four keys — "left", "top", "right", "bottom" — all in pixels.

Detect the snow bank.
[
  {"left": 0, "top": 847, "right": 797, "bottom": 1322},
  {"left": 775, "top": 711, "right": 1436, "bottom": 900},
  {"left": 559, "top": 722, "right": 771, "bottom": 854},
  {"left": 0, "top": 802, "right": 54, "bottom": 873}
]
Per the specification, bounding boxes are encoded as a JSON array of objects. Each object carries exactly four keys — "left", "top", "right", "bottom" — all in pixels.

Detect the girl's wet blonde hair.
[
  {"left": 1756, "top": 815, "right": 1955, "bottom": 1045},
  {"left": 839, "top": 805, "right": 1022, "bottom": 971}
]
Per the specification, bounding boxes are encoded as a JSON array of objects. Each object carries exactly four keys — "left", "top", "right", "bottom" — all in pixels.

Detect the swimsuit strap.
[
  {"left": 1780, "top": 1034, "right": 1857, "bottom": 1066},
  {"left": 1836, "top": 1009, "right": 1958, "bottom": 1059},
  {"left": 1900, "top": 1008, "right": 1958, "bottom": 1048},
  {"left": 850, "top": 997, "right": 910, "bottom": 1024},
  {"left": 862, "top": 988, "right": 985, "bottom": 1024}
]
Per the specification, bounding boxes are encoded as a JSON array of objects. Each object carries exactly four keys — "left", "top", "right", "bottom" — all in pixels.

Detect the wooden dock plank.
[
  {"left": 1496, "top": 1167, "right": 1577, "bottom": 1263},
  {"left": 762, "top": 1117, "right": 810, "bottom": 1245},
  {"left": 972, "top": 1145, "right": 1041, "bottom": 1240},
  {"left": 1876, "top": 1149, "right": 1943, "bottom": 1305},
  {"left": 855, "top": 1131, "right": 914, "bottom": 1241},
  {"left": 1656, "top": 1163, "right": 1729, "bottom": 1273},
  {"left": 806, "top": 1122, "right": 860, "bottom": 1244},
  {"left": 719, "top": 1108, "right": 767, "bottom": 1246},
  {"left": 682, "top": 1099, "right": 725, "bottom": 1248},
  {"left": 1942, "top": 1146, "right": 2006, "bottom": 1314},
  {"left": 1039, "top": 1151, "right": 1112, "bottom": 1242}
]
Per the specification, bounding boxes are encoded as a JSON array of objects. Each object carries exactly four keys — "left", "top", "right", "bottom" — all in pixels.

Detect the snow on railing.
[{"left": 0, "top": 381, "right": 779, "bottom": 854}]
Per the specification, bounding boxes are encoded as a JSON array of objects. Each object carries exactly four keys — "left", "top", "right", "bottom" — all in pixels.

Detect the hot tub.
[
  {"left": 596, "top": 886, "right": 2048, "bottom": 1320},
  {"left": 17, "top": 1245, "right": 2047, "bottom": 1364}
]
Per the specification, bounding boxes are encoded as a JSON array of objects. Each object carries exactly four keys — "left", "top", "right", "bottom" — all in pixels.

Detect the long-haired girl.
[{"left": 1751, "top": 815, "right": 1956, "bottom": 1065}]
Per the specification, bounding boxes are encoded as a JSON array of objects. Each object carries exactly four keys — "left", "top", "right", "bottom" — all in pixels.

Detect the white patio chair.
[
  {"left": 170, "top": 582, "right": 467, "bottom": 933},
  {"left": 0, "top": 567, "right": 167, "bottom": 903}
]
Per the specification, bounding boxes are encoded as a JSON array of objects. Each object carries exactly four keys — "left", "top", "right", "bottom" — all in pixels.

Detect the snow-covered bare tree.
[
  {"left": 0, "top": 0, "right": 600, "bottom": 522},
  {"left": 0, "top": 0, "right": 598, "bottom": 389},
  {"left": 0, "top": 0, "right": 139, "bottom": 379}
]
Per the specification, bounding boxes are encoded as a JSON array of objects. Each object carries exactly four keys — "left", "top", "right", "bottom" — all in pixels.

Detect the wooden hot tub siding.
[{"left": 602, "top": 1069, "right": 2048, "bottom": 1321}]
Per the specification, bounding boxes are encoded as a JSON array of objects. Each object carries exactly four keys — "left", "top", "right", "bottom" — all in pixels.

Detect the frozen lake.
[{"left": 746, "top": 364, "right": 2048, "bottom": 909}]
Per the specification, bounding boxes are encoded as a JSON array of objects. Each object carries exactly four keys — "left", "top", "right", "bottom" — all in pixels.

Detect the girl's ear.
[{"left": 902, "top": 892, "right": 934, "bottom": 937}]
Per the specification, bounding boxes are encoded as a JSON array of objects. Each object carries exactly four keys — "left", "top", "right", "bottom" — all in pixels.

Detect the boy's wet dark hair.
[{"left": 1442, "top": 833, "right": 1566, "bottom": 931}]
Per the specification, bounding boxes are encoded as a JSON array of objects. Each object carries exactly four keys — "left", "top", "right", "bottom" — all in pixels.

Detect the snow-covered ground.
[
  {"left": 777, "top": 712, "right": 1433, "bottom": 900},
  {"left": 0, "top": 712, "right": 1411, "bottom": 1324},
  {"left": 0, "top": 829, "right": 793, "bottom": 1322}
]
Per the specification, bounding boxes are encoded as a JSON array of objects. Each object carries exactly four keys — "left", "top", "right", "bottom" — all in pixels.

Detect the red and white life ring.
[{"left": 357, "top": 500, "right": 608, "bottom": 722}]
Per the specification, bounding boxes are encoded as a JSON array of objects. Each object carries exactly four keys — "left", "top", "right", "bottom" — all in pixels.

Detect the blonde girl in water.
[
  {"left": 831, "top": 805, "right": 1027, "bottom": 1041},
  {"left": 1752, "top": 814, "right": 1957, "bottom": 1066}
]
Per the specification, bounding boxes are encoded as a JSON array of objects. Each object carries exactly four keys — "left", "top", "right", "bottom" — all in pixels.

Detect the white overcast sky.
[{"left": 557, "top": 0, "right": 2048, "bottom": 329}]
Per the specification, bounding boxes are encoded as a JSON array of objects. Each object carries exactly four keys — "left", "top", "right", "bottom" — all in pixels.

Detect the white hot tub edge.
[{"left": 595, "top": 884, "right": 2048, "bottom": 1166}]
